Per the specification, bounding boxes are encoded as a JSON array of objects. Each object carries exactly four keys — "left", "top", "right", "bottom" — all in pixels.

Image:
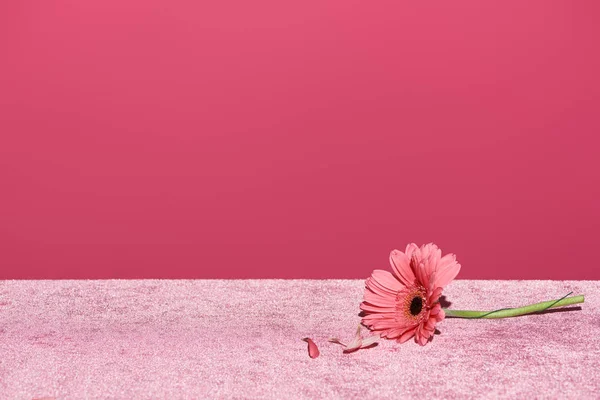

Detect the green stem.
[{"left": 443, "top": 294, "right": 584, "bottom": 319}]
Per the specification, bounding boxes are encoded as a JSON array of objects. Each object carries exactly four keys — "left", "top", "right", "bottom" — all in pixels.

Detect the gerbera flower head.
[{"left": 360, "top": 243, "right": 461, "bottom": 346}]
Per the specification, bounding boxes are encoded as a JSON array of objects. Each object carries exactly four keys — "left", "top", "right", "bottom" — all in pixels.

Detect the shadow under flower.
[{"left": 439, "top": 295, "right": 452, "bottom": 308}]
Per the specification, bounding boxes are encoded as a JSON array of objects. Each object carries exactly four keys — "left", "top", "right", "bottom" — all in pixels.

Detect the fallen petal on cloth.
[
  {"left": 301, "top": 337, "right": 320, "bottom": 358},
  {"left": 330, "top": 325, "right": 380, "bottom": 353}
]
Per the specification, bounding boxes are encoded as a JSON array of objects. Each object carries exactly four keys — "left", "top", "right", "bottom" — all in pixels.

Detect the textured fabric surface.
[{"left": 0, "top": 280, "right": 598, "bottom": 399}]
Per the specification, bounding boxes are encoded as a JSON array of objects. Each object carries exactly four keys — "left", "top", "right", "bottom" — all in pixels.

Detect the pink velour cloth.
[{"left": 0, "top": 280, "right": 598, "bottom": 399}]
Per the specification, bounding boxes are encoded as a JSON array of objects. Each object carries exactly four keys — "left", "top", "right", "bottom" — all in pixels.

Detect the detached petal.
[
  {"left": 344, "top": 325, "right": 363, "bottom": 351},
  {"left": 302, "top": 338, "right": 320, "bottom": 359},
  {"left": 329, "top": 325, "right": 380, "bottom": 353},
  {"left": 360, "top": 334, "right": 380, "bottom": 348}
]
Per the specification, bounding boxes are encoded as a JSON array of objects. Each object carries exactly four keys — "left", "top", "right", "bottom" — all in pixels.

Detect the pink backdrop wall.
[{"left": 1, "top": 1, "right": 599, "bottom": 279}]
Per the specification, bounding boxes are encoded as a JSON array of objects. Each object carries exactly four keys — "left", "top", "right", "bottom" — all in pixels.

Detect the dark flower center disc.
[{"left": 410, "top": 296, "right": 423, "bottom": 316}]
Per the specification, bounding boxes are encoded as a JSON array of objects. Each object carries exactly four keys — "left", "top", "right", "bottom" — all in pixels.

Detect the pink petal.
[
  {"left": 366, "top": 277, "right": 397, "bottom": 297},
  {"left": 412, "top": 256, "right": 431, "bottom": 289},
  {"left": 405, "top": 243, "right": 419, "bottom": 257},
  {"left": 363, "top": 290, "right": 397, "bottom": 307},
  {"left": 430, "top": 303, "right": 442, "bottom": 316},
  {"left": 360, "top": 303, "right": 395, "bottom": 313},
  {"left": 362, "top": 312, "right": 395, "bottom": 321},
  {"left": 420, "top": 243, "right": 436, "bottom": 262},
  {"left": 342, "top": 325, "right": 365, "bottom": 352},
  {"left": 414, "top": 325, "right": 422, "bottom": 341},
  {"left": 430, "top": 245, "right": 442, "bottom": 266},
  {"left": 435, "top": 308, "right": 445, "bottom": 322},
  {"left": 360, "top": 335, "right": 380, "bottom": 348},
  {"left": 424, "top": 318, "right": 436, "bottom": 332},
  {"left": 421, "top": 328, "right": 433, "bottom": 339},
  {"left": 437, "top": 253, "right": 456, "bottom": 270},
  {"left": 421, "top": 244, "right": 440, "bottom": 286},
  {"left": 345, "top": 339, "right": 362, "bottom": 351},
  {"left": 363, "top": 317, "right": 399, "bottom": 328},
  {"left": 389, "top": 250, "right": 415, "bottom": 287},
  {"left": 428, "top": 287, "right": 443, "bottom": 305},
  {"left": 370, "top": 320, "right": 407, "bottom": 330},
  {"left": 362, "top": 316, "right": 397, "bottom": 329},
  {"left": 398, "top": 326, "right": 417, "bottom": 343},
  {"left": 330, "top": 326, "right": 380, "bottom": 353},
  {"left": 302, "top": 338, "right": 320, "bottom": 359},
  {"left": 370, "top": 269, "right": 402, "bottom": 291},
  {"left": 328, "top": 337, "right": 346, "bottom": 346},
  {"left": 382, "top": 327, "right": 404, "bottom": 339},
  {"left": 414, "top": 325, "right": 431, "bottom": 345},
  {"left": 434, "top": 254, "right": 461, "bottom": 288}
]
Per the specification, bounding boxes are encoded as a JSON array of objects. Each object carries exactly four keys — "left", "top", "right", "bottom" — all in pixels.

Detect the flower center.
[
  {"left": 395, "top": 285, "right": 428, "bottom": 323},
  {"left": 410, "top": 296, "right": 423, "bottom": 316}
]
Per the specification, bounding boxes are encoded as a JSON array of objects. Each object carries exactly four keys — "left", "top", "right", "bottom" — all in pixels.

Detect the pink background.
[{"left": 1, "top": 1, "right": 598, "bottom": 279}]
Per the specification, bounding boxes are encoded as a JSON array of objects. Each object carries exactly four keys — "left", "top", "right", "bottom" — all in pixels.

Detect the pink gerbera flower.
[{"left": 360, "top": 243, "right": 461, "bottom": 346}]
